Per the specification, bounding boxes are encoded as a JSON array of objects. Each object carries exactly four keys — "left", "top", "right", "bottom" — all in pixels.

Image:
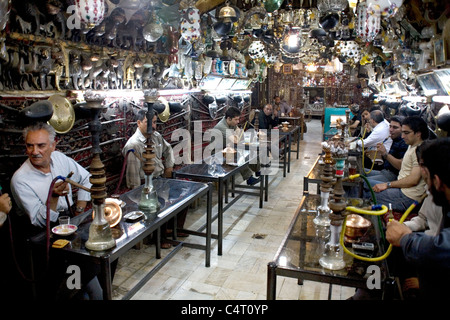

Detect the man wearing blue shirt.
[{"left": 387, "top": 138, "right": 450, "bottom": 299}]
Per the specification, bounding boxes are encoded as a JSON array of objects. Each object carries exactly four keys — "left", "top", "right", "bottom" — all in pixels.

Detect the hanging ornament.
[
  {"left": 248, "top": 41, "right": 266, "bottom": 60},
  {"left": 180, "top": 7, "right": 201, "bottom": 43},
  {"left": 76, "top": 0, "right": 105, "bottom": 29},
  {"left": 366, "top": 0, "right": 403, "bottom": 18},
  {"left": 356, "top": 2, "right": 381, "bottom": 42}
]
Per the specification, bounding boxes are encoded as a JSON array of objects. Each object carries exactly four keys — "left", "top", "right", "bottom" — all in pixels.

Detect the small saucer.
[{"left": 52, "top": 224, "right": 77, "bottom": 236}]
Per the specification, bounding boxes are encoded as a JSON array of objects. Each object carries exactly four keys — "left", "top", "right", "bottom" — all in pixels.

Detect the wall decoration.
[{"left": 282, "top": 64, "right": 293, "bottom": 74}]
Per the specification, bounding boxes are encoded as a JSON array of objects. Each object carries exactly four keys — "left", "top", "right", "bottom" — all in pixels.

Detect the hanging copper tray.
[{"left": 47, "top": 94, "right": 75, "bottom": 134}]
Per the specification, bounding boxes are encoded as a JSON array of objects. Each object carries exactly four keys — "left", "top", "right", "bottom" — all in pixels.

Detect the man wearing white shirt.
[
  {"left": 11, "top": 123, "right": 91, "bottom": 228},
  {"left": 10, "top": 122, "right": 102, "bottom": 300},
  {"left": 356, "top": 109, "right": 392, "bottom": 152}
]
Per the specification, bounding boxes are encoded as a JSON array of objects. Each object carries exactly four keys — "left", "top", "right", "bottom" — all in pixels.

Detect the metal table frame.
[
  {"left": 267, "top": 193, "right": 395, "bottom": 300},
  {"left": 174, "top": 151, "right": 264, "bottom": 256},
  {"left": 29, "top": 179, "right": 212, "bottom": 300}
]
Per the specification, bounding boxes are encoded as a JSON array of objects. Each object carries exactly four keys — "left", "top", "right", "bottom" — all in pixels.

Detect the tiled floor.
[{"left": 111, "top": 119, "right": 356, "bottom": 300}]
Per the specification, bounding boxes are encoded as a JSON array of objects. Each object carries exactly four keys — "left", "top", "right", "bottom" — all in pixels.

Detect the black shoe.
[
  {"left": 255, "top": 171, "right": 261, "bottom": 177},
  {"left": 246, "top": 176, "right": 260, "bottom": 185}
]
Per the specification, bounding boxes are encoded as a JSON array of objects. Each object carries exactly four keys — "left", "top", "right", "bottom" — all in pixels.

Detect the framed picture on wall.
[
  {"left": 434, "top": 37, "right": 446, "bottom": 66},
  {"left": 282, "top": 64, "right": 293, "bottom": 74}
]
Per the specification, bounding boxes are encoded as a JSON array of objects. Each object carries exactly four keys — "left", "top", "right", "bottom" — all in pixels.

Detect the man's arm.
[
  {"left": 373, "top": 166, "right": 422, "bottom": 192},
  {"left": 377, "top": 143, "right": 402, "bottom": 170}
]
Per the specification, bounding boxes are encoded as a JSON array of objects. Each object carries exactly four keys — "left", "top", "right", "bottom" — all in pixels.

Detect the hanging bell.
[{"left": 218, "top": 3, "right": 237, "bottom": 23}]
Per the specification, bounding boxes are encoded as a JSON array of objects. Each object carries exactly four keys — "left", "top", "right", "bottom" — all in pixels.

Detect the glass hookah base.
[
  {"left": 319, "top": 255, "right": 346, "bottom": 270},
  {"left": 313, "top": 216, "right": 331, "bottom": 227},
  {"left": 85, "top": 222, "right": 116, "bottom": 251},
  {"left": 138, "top": 203, "right": 159, "bottom": 214}
]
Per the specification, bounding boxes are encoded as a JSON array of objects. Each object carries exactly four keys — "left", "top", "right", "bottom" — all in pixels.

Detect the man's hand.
[
  {"left": 372, "top": 182, "right": 388, "bottom": 193},
  {"left": 52, "top": 180, "right": 70, "bottom": 197},
  {"left": 376, "top": 142, "right": 387, "bottom": 157},
  {"left": 386, "top": 220, "right": 412, "bottom": 247},
  {"left": 164, "top": 167, "right": 173, "bottom": 178}
]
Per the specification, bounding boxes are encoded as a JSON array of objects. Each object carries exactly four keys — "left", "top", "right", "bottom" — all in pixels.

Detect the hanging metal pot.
[
  {"left": 208, "top": 100, "right": 218, "bottom": 119},
  {"left": 169, "top": 102, "right": 183, "bottom": 113},
  {"left": 156, "top": 97, "right": 170, "bottom": 122},
  {"left": 20, "top": 100, "right": 54, "bottom": 123},
  {"left": 203, "top": 95, "right": 215, "bottom": 105}
]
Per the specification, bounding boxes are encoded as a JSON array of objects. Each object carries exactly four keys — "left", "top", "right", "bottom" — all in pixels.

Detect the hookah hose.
[
  {"left": 342, "top": 173, "right": 418, "bottom": 262},
  {"left": 114, "top": 148, "right": 135, "bottom": 195},
  {"left": 5, "top": 175, "right": 68, "bottom": 282},
  {"left": 359, "top": 126, "right": 377, "bottom": 175},
  {"left": 238, "top": 121, "right": 248, "bottom": 141},
  {"left": 339, "top": 202, "right": 418, "bottom": 262}
]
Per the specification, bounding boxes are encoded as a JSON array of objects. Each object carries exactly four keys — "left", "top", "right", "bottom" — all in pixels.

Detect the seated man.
[
  {"left": 211, "top": 106, "right": 260, "bottom": 185},
  {"left": 366, "top": 115, "right": 408, "bottom": 185},
  {"left": 387, "top": 137, "right": 450, "bottom": 300},
  {"left": 254, "top": 104, "right": 279, "bottom": 130},
  {"left": 356, "top": 109, "right": 391, "bottom": 151},
  {"left": 10, "top": 122, "right": 101, "bottom": 300},
  {"left": 371, "top": 116, "right": 428, "bottom": 212},
  {"left": 11, "top": 123, "right": 91, "bottom": 228},
  {"left": 357, "top": 109, "right": 391, "bottom": 170},
  {"left": 122, "top": 109, "right": 174, "bottom": 189},
  {"left": 273, "top": 95, "right": 292, "bottom": 116},
  {"left": 122, "top": 110, "right": 184, "bottom": 249}
]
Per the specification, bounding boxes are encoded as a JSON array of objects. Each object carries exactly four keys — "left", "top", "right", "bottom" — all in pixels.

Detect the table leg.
[
  {"left": 264, "top": 174, "right": 269, "bottom": 202},
  {"left": 267, "top": 261, "right": 277, "bottom": 300},
  {"left": 156, "top": 227, "right": 161, "bottom": 259},
  {"left": 287, "top": 134, "right": 291, "bottom": 173},
  {"left": 100, "top": 255, "right": 112, "bottom": 300},
  {"left": 205, "top": 184, "right": 212, "bottom": 267},
  {"left": 218, "top": 179, "right": 224, "bottom": 256},
  {"left": 259, "top": 173, "right": 264, "bottom": 208}
]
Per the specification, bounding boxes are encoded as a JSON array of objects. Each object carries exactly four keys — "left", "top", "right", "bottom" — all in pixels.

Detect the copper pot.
[{"left": 345, "top": 214, "right": 371, "bottom": 239}]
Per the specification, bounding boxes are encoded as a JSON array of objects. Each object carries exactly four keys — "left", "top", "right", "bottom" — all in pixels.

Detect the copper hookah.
[
  {"left": 138, "top": 90, "right": 159, "bottom": 214},
  {"left": 83, "top": 90, "right": 116, "bottom": 251}
]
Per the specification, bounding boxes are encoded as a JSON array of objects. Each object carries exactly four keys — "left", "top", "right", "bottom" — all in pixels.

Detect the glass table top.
[{"left": 273, "top": 194, "right": 389, "bottom": 285}]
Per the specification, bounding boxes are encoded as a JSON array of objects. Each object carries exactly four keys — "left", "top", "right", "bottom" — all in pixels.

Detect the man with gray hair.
[
  {"left": 356, "top": 109, "right": 392, "bottom": 152},
  {"left": 11, "top": 122, "right": 91, "bottom": 228},
  {"left": 10, "top": 122, "right": 102, "bottom": 300}
]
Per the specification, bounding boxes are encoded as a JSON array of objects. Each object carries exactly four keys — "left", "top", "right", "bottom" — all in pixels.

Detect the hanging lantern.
[
  {"left": 356, "top": 2, "right": 381, "bottom": 43},
  {"left": 76, "top": 0, "right": 105, "bottom": 29},
  {"left": 143, "top": 12, "right": 164, "bottom": 42},
  {"left": 281, "top": 27, "right": 302, "bottom": 54},
  {"left": 317, "top": 0, "right": 348, "bottom": 13}
]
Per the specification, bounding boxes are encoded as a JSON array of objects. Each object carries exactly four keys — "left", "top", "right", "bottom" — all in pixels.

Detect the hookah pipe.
[
  {"left": 359, "top": 125, "right": 377, "bottom": 175},
  {"left": 237, "top": 121, "right": 248, "bottom": 142},
  {"left": 113, "top": 148, "right": 142, "bottom": 195},
  {"left": 5, "top": 172, "right": 81, "bottom": 282},
  {"left": 341, "top": 173, "right": 423, "bottom": 262}
]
